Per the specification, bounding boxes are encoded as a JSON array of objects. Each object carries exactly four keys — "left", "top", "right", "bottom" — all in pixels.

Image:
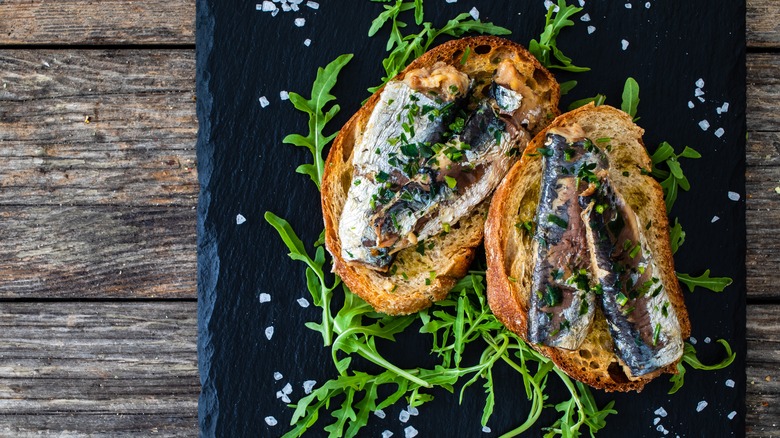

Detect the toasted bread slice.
[
  {"left": 485, "top": 104, "right": 691, "bottom": 391},
  {"left": 322, "top": 36, "right": 560, "bottom": 315}
]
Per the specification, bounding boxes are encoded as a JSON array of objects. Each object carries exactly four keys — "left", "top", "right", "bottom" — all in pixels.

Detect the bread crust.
[
  {"left": 485, "top": 104, "right": 691, "bottom": 391},
  {"left": 322, "top": 36, "right": 560, "bottom": 315}
]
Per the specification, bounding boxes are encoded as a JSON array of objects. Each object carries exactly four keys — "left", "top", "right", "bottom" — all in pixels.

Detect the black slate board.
[{"left": 196, "top": 1, "right": 747, "bottom": 436}]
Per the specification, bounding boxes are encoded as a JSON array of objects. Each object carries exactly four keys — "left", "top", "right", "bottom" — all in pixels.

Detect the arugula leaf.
[
  {"left": 567, "top": 93, "right": 606, "bottom": 111},
  {"left": 669, "top": 340, "right": 736, "bottom": 394},
  {"left": 559, "top": 80, "right": 577, "bottom": 96},
  {"left": 676, "top": 269, "right": 733, "bottom": 293},
  {"left": 283, "top": 54, "right": 353, "bottom": 189},
  {"left": 669, "top": 217, "right": 686, "bottom": 254},
  {"left": 529, "top": 0, "right": 590, "bottom": 72},
  {"left": 650, "top": 141, "right": 700, "bottom": 212},
  {"left": 621, "top": 77, "right": 640, "bottom": 120}
]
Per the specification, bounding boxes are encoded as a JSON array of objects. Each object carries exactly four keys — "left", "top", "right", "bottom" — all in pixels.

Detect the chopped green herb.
[
  {"left": 445, "top": 175, "right": 458, "bottom": 189},
  {"left": 547, "top": 214, "right": 568, "bottom": 228},
  {"left": 543, "top": 285, "right": 563, "bottom": 307},
  {"left": 652, "top": 323, "right": 661, "bottom": 346},
  {"left": 460, "top": 46, "right": 471, "bottom": 65},
  {"left": 615, "top": 292, "right": 629, "bottom": 306}
]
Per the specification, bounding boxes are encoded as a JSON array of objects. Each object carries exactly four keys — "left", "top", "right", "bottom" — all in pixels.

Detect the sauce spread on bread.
[
  {"left": 339, "top": 61, "right": 545, "bottom": 270},
  {"left": 529, "top": 126, "right": 683, "bottom": 377}
]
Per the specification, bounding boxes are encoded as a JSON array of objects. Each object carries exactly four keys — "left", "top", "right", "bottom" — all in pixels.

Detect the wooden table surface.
[{"left": 0, "top": 1, "right": 777, "bottom": 436}]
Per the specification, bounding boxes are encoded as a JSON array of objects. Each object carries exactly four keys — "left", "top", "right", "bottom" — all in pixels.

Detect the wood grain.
[
  {"left": 0, "top": 206, "right": 196, "bottom": 298},
  {"left": 0, "top": 302, "right": 198, "bottom": 437},
  {"left": 0, "top": 0, "right": 194, "bottom": 46},
  {"left": 0, "top": 0, "right": 776, "bottom": 47},
  {"left": 0, "top": 50, "right": 197, "bottom": 207},
  {"left": 0, "top": 302, "right": 775, "bottom": 436}
]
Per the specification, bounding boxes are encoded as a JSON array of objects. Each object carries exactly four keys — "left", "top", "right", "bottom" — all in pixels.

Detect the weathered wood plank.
[
  {"left": 0, "top": 302, "right": 198, "bottom": 437},
  {"left": 746, "top": 305, "right": 780, "bottom": 437},
  {"left": 0, "top": 206, "right": 196, "bottom": 298},
  {"left": 0, "top": 0, "right": 776, "bottom": 47},
  {"left": 0, "top": 50, "right": 197, "bottom": 207},
  {"left": 747, "top": 53, "right": 780, "bottom": 133},
  {"left": 0, "top": 0, "right": 194, "bottom": 46},
  {"left": 0, "top": 302, "right": 775, "bottom": 436}
]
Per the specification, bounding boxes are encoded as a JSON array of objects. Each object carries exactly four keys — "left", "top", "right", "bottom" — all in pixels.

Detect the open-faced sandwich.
[
  {"left": 322, "top": 36, "right": 560, "bottom": 315},
  {"left": 485, "top": 104, "right": 691, "bottom": 391}
]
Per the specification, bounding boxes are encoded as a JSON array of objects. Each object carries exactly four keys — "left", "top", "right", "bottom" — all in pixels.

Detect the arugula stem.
[{"left": 553, "top": 369, "right": 587, "bottom": 432}]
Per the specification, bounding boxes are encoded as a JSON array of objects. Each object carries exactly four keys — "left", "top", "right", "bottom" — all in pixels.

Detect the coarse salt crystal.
[
  {"left": 654, "top": 417, "right": 661, "bottom": 425},
  {"left": 303, "top": 38, "right": 312, "bottom": 46},
  {"left": 469, "top": 7, "right": 479, "bottom": 20},
  {"left": 655, "top": 407, "right": 668, "bottom": 417},
  {"left": 274, "top": 371, "right": 283, "bottom": 380},
  {"left": 688, "top": 101, "right": 694, "bottom": 109},
  {"left": 544, "top": 1, "right": 555, "bottom": 11},
  {"left": 699, "top": 120, "right": 710, "bottom": 131},
  {"left": 282, "top": 383, "right": 292, "bottom": 394},
  {"left": 404, "top": 426, "right": 419, "bottom": 438},
  {"left": 280, "top": 90, "right": 289, "bottom": 100},
  {"left": 714, "top": 127, "right": 725, "bottom": 138},
  {"left": 656, "top": 425, "right": 668, "bottom": 434},
  {"left": 696, "top": 78, "right": 705, "bottom": 88},
  {"left": 721, "top": 102, "right": 730, "bottom": 112},
  {"left": 306, "top": 1, "right": 319, "bottom": 9},
  {"left": 690, "top": 336, "right": 697, "bottom": 344},
  {"left": 579, "top": 0, "right": 585, "bottom": 6},
  {"left": 704, "top": 337, "right": 712, "bottom": 343},
  {"left": 698, "top": 96, "right": 705, "bottom": 102},
  {"left": 297, "top": 297, "right": 310, "bottom": 308},
  {"left": 446, "top": 0, "right": 457, "bottom": 3},
  {"left": 645, "top": 1, "right": 651, "bottom": 8},
  {"left": 711, "top": 216, "right": 720, "bottom": 223},
  {"left": 482, "top": 426, "right": 492, "bottom": 433},
  {"left": 303, "top": 380, "right": 316, "bottom": 394},
  {"left": 236, "top": 214, "right": 246, "bottom": 225},
  {"left": 694, "top": 88, "right": 705, "bottom": 97},
  {"left": 696, "top": 400, "right": 708, "bottom": 412},
  {"left": 621, "top": 39, "right": 629, "bottom": 50},
  {"left": 281, "top": 2, "right": 291, "bottom": 11},
  {"left": 271, "top": 8, "right": 279, "bottom": 17},
  {"left": 580, "top": 13, "right": 591, "bottom": 22},
  {"left": 259, "top": 96, "right": 270, "bottom": 107},
  {"left": 625, "top": 3, "right": 632, "bottom": 8},
  {"left": 728, "top": 411, "right": 737, "bottom": 420},
  {"left": 294, "top": 17, "right": 305, "bottom": 27},
  {"left": 399, "top": 410, "right": 410, "bottom": 423},
  {"left": 259, "top": 293, "right": 272, "bottom": 303},
  {"left": 374, "top": 409, "right": 387, "bottom": 419},
  {"left": 728, "top": 191, "right": 740, "bottom": 201},
  {"left": 726, "top": 379, "right": 736, "bottom": 388},
  {"left": 265, "top": 326, "right": 274, "bottom": 340},
  {"left": 382, "top": 431, "right": 394, "bottom": 438},
  {"left": 265, "top": 416, "right": 278, "bottom": 426},
  {"left": 290, "top": 3, "right": 299, "bottom": 11},
  {"left": 587, "top": 26, "right": 596, "bottom": 34},
  {"left": 276, "top": 391, "right": 290, "bottom": 403},
  {"left": 261, "top": 1, "right": 276, "bottom": 11},
  {"left": 407, "top": 405, "right": 419, "bottom": 416}
]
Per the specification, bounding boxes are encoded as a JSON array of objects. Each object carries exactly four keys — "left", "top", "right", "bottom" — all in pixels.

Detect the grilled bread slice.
[
  {"left": 485, "top": 104, "right": 691, "bottom": 391},
  {"left": 322, "top": 36, "right": 560, "bottom": 315}
]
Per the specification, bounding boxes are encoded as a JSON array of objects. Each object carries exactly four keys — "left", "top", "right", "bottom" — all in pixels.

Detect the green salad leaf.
[
  {"left": 621, "top": 77, "right": 640, "bottom": 120},
  {"left": 529, "top": 0, "right": 590, "bottom": 72},
  {"left": 669, "top": 340, "right": 736, "bottom": 394},
  {"left": 650, "top": 142, "right": 701, "bottom": 212},
  {"left": 677, "top": 269, "right": 734, "bottom": 293}
]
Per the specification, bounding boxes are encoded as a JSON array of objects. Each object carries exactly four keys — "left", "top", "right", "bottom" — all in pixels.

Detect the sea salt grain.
[
  {"left": 580, "top": 13, "right": 591, "bottom": 22},
  {"left": 625, "top": 3, "right": 632, "bottom": 8},
  {"left": 382, "top": 431, "right": 394, "bottom": 438},
  {"left": 281, "top": 3, "right": 291, "bottom": 11},
  {"left": 280, "top": 90, "right": 289, "bottom": 100},
  {"left": 696, "top": 400, "right": 708, "bottom": 412},
  {"left": 404, "top": 426, "right": 419, "bottom": 438},
  {"left": 259, "top": 293, "right": 272, "bottom": 303},
  {"left": 407, "top": 405, "right": 419, "bottom": 416},
  {"left": 654, "top": 407, "right": 668, "bottom": 417},
  {"left": 374, "top": 409, "right": 386, "bottom": 419},
  {"left": 282, "top": 383, "right": 293, "bottom": 395},
  {"left": 578, "top": 0, "right": 585, "bottom": 6},
  {"left": 303, "top": 380, "right": 316, "bottom": 394},
  {"left": 265, "top": 416, "right": 278, "bottom": 426},
  {"left": 236, "top": 214, "right": 247, "bottom": 225},
  {"left": 728, "top": 191, "right": 741, "bottom": 201},
  {"left": 297, "top": 297, "right": 310, "bottom": 308},
  {"left": 587, "top": 26, "right": 596, "bottom": 34},
  {"left": 259, "top": 96, "right": 270, "bottom": 107},
  {"left": 446, "top": 0, "right": 457, "bottom": 3},
  {"left": 690, "top": 337, "right": 697, "bottom": 344},
  {"left": 399, "top": 410, "right": 410, "bottom": 423},
  {"left": 711, "top": 216, "right": 720, "bottom": 223},
  {"left": 482, "top": 426, "right": 492, "bottom": 433},
  {"left": 698, "top": 96, "right": 705, "bottom": 102},
  {"left": 728, "top": 411, "right": 737, "bottom": 420},
  {"left": 645, "top": 1, "right": 651, "bottom": 8},
  {"left": 714, "top": 127, "right": 725, "bottom": 138},
  {"left": 621, "top": 39, "right": 629, "bottom": 50},
  {"left": 704, "top": 337, "right": 712, "bottom": 343},
  {"left": 698, "top": 120, "right": 710, "bottom": 131},
  {"left": 469, "top": 7, "right": 480, "bottom": 20},
  {"left": 261, "top": 1, "right": 276, "bottom": 11},
  {"left": 656, "top": 425, "right": 669, "bottom": 435},
  {"left": 654, "top": 417, "right": 661, "bottom": 425},
  {"left": 304, "top": 38, "right": 312, "bottom": 46},
  {"left": 687, "top": 101, "right": 694, "bottom": 108},
  {"left": 294, "top": 17, "right": 306, "bottom": 27},
  {"left": 274, "top": 371, "right": 283, "bottom": 380},
  {"left": 276, "top": 391, "right": 290, "bottom": 403},
  {"left": 265, "top": 326, "right": 275, "bottom": 340},
  {"left": 720, "top": 102, "right": 730, "bottom": 113},
  {"left": 696, "top": 78, "right": 705, "bottom": 88},
  {"left": 306, "top": 1, "right": 319, "bottom": 9},
  {"left": 694, "top": 88, "right": 705, "bottom": 97},
  {"left": 726, "top": 379, "right": 736, "bottom": 388}
]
